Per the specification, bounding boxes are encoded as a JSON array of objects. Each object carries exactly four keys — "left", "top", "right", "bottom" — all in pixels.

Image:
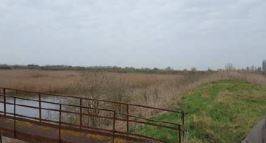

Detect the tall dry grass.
[
  {"left": 169, "top": 71, "right": 266, "bottom": 106},
  {"left": 0, "top": 69, "right": 265, "bottom": 110},
  {"left": 0, "top": 70, "right": 186, "bottom": 106},
  {"left": 1, "top": 69, "right": 266, "bottom": 131},
  {"left": 0, "top": 70, "right": 81, "bottom": 92}
]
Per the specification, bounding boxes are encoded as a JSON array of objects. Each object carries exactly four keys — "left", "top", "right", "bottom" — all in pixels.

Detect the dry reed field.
[
  {"left": 0, "top": 70, "right": 81, "bottom": 93},
  {"left": 0, "top": 69, "right": 266, "bottom": 143},
  {"left": 0, "top": 69, "right": 265, "bottom": 109},
  {"left": 1, "top": 69, "right": 265, "bottom": 109},
  {"left": 0, "top": 69, "right": 189, "bottom": 108}
]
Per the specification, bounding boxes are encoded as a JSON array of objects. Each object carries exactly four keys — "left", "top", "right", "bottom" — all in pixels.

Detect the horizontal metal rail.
[
  {"left": 0, "top": 87, "right": 186, "bottom": 126},
  {"left": 0, "top": 87, "right": 184, "bottom": 113},
  {"left": 0, "top": 87, "right": 185, "bottom": 143},
  {"left": 0, "top": 93, "right": 114, "bottom": 112},
  {"left": 0, "top": 96, "right": 181, "bottom": 131}
]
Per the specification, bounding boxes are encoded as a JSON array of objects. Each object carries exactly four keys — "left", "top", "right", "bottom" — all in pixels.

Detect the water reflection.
[{"left": 0, "top": 96, "right": 63, "bottom": 122}]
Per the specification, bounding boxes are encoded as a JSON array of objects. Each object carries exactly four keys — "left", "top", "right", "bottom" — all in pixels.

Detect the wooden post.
[
  {"left": 13, "top": 97, "right": 16, "bottom": 138},
  {"left": 80, "top": 98, "right": 82, "bottom": 129},
  {"left": 59, "top": 104, "right": 62, "bottom": 143},
  {"left": 3, "top": 88, "right": 6, "bottom": 117},
  {"left": 39, "top": 93, "right": 42, "bottom": 122}
]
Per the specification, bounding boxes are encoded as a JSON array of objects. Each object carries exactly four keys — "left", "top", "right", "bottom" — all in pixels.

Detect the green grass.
[
  {"left": 129, "top": 112, "right": 182, "bottom": 143},
  {"left": 137, "top": 80, "right": 266, "bottom": 143}
]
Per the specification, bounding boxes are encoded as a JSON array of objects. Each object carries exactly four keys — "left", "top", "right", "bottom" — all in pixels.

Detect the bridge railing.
[{"left": 0, "top": 87, "right": 185, "bottom": 143}]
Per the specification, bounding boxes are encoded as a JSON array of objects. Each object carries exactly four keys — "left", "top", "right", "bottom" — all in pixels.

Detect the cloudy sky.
[{"left": 0, "top": 0, "right": 265, "bottom": 70}]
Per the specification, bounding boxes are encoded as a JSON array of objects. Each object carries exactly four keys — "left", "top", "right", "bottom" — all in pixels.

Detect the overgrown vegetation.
[
  {"left": 1, "top": 70, "right": 266, "bottom": 142},
  {"left": 0, "top": 69, "right": 210, "bottom": 109},
  {"left": 138, "top": 80, "right": 266, "bottom": 143}
]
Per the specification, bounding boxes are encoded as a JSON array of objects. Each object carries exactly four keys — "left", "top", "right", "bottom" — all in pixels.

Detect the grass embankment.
[{"left": 138, "top": 80, "right": 266, "bottom": 143}]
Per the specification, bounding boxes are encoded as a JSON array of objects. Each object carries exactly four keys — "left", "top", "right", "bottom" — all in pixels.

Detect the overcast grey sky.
[{"left": 0, "top": 0, "right": 265, "bottom": 70}]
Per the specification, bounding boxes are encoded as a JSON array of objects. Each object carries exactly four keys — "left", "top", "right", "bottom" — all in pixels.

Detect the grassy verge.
[{"left": 137, "top": 80, "right": 266, "bottom": 143}]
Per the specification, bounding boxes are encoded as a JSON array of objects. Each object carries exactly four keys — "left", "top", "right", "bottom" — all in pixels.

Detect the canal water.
[
  {"left": 0, "top": 94, "right": 117, "bottom": 129},
  {"left": 0, "top": 95, "right": 69, "bottom": 122}
]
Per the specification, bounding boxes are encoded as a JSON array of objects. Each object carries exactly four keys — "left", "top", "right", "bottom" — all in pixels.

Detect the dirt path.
[
  {"left": 242, "top": 118, "right": 266, "bottom": 143},
  {"left": 0, "top": 117, "right": 111, "bottom": 143},
  {"left": 2, "top": 137, "right": 27, "bottom": 143}
]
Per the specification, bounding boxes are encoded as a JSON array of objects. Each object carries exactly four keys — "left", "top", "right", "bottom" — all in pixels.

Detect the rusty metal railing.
[{"left": 0, "top": 87, "right": 185, "bottom": 143}]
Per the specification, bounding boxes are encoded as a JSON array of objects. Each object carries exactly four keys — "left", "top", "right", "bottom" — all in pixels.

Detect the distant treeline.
[
  {"left": 0, "top": 64, "right": 210, "bottom": 74},
  {"left": 0, "top": 64, "right": 264, "bottom": 74}
]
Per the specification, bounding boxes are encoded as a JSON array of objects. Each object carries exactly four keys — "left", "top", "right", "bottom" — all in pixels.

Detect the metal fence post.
[
  {"left": 181, "top": 111, "right": 185, "bottom": 126},
  {"left": 126, "top": 104, "right": 129, "bottom": 133},
  {"left": 112, "top": 111, "right": 116, "bottom": 143},
  {"left": 87, "top": 100, "right": 90, "bottom": 127},
  {"left": 181, "top": 111, "right": 185, "bottom": 140},
  {"left": 80, "top": 98, "right": 82, "bottom": 129},
  {"left": 13, "top": 97, "right": 17, "bottom": 138},
  {"left": 59, "top": 104, "right": 62, "bottom": 143},
  {"left": 39, "top": 93, "right": 42, "bottom": 122},
  {"left": 3, "top": 88, "right": 6, "bottom": 117},
  {"left": 0, "top": 131, "right": 2, "bottom": 143},
  {"left": 178, "top": 124, "right": 181, "bottom": 143}
]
